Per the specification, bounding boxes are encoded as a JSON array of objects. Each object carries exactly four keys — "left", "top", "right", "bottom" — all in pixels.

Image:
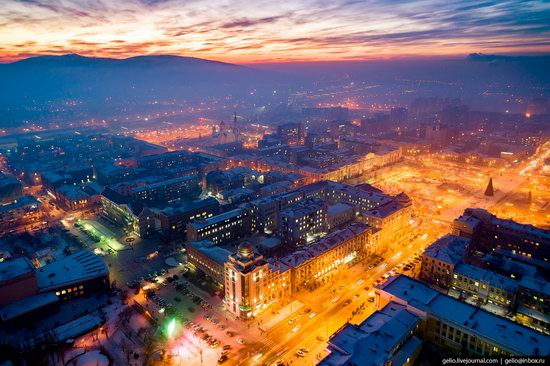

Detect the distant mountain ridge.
[{"left": 6, "top": 53, "right": 241, "bottom": 68}]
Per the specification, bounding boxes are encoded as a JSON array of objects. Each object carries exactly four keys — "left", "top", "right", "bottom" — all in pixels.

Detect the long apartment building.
[
  {"left": 131, "top": 175, "right": 201, "bottom": 205},
  {"left": 186, "top": 208, "right": 250, "bottom": 245},
  {"left": 279, "top": 222, "right": 375, "bottom": 292},
  {"left": 453, "top": 208, "right": 550, "bottom": 269}
]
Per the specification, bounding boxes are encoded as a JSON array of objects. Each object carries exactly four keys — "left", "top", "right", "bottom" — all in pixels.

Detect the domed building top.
[
  {"left": 237, "top": 241, "right": 254, "bottom": 259},
  {"left": 395, "top": 192, "right": 412, "bottom": 206}
]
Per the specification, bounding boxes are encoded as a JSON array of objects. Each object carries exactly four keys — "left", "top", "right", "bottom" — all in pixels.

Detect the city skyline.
[
  {"left": 0, "top": 1, "right": 549, "bottom": 365},
  {"left": 1, "top": 0, "right": 550, "bottom": 63}
]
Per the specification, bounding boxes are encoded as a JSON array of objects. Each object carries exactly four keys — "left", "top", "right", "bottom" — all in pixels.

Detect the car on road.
[
  {"left": 226, "top": 331, "right": 235, "bottom": 337},
  {"left": 299, "top": 347, "right": 309, "bottom": 353},
  {"left": 236, "top": 337, "right": 245, "bottom": 344},
  {"left": 331, "top": 296, "right": 340, "bottom": 302},
  {"left": 218, "top": 354, "right": 228, "bottom": 364},
  {"left": 222, "top": 345, "right": 231, "bottom": 350},
  {"left": 288, "top": 318, "right": 296, "bottom": 325},
  {"left": 343, "top": 299, "right": 352, "bottom": 306},
  {"left": 292, "top": 325, "right": 301, "bottom": 333},
  {"left": 272, "top": 359, "right": 285, "bottom": 366},
  {"left": 308, "top": 312, "right": 317, "bottom": 319},
  {"left": 296, "top": 350, "right": 306, "bottom": 357}
]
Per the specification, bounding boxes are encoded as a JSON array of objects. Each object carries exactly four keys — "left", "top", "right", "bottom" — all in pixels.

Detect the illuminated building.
[
  {"left": 516, "top": 276, "right": 550, "bottom": 334},
  {"left": 186, "top": 240, "right": 231, "bottom": 284},
  {"left": 159, "top": 198, "right": 219, "bottom": 239},
  {"left": 131, "top": 175, "right": 201, "bottom": 205},
  {"left": 420, "top": 234, "right": 469, "bottom": 289},
  {"left": 186, "top": 208, "right": 250, "bottom": 245},
  {"left": 0, "top": 195, "right": 42, "bottom": 231},
  {"left": 248, "top": 190, "right": 303, "bottom": 234},
  {"left": 280, "top": 223, "right": 374, "bottom": 292},
  {"left": 257, "top": 154, "right": 374, "bottom": 183},
  {"left": 206, "top": 167, "right": 261, "bottom": 195},
  {"left": 376, "top": 275, "right": 550, "bottom": 356},
  {"left": 452, "top": 208, "right": 550, "bottom": 269},
  {"left": 136, "top": 150, "right": 193, "bottom": 171},
  {"left": 361, "top": 193, "right": 413, "bottom": 252},
  {"left": 0, "top": 250, "right": 109, "bottom": 322},
  {"left": 300, "top": 181, "right": 394, "bottom": 212},
  {"left": 278, "top": 197, "right": 328, "bottom": 246},
  {"left": 224, "top": 242, "right": 290, "bottom": 320},
  {"left": 100, "top": 188, "right": 155, "bottom": 237},
  {"left": 451, "top": 262, "right": 518, "bottom": 308},
  {"left": 277, "top": 122, "right": 304, "bottom": 146},
  {"left": 56, "top": 185, "right": 96, "bottom": 210}
]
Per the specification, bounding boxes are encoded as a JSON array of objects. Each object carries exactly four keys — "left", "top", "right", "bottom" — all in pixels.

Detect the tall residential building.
[
  {"left": 248, "top": 190, "right": 303, "bottom": 234},
  {"left": 278, "top": 197, "right": 328, "bottom": 246},
  {"left": 277, "top": 122, "right": 304, "bottom": 146}
]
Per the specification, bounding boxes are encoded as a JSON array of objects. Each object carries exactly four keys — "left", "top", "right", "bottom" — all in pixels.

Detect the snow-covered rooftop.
[
  {"left": 320, "top": 302, "right": 420, "bottom": 366},
  {"left": 454, "top": 262, "right": 518, "bottom": 292},
  {"left": 379, "top": 275, "right": 550, "bottom": 356},
  {"left": 36, "top": 250, "right": 109, "bottom": 292},
  {"left": 280, "top": 223, "right": 370, "bottom": 268},
  {"left": 423, "top": 234, "right": 469, "bottom": 265},
  {"left": 0, "top": 257, "right": 34, "bottom": 282}
]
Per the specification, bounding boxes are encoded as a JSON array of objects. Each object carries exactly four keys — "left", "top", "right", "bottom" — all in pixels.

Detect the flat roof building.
[
  {"left": 320, "top": 302, "right": 421, "bottom": 366},
  {"left": 376, "top": 275, "right": 550, "bottom": 356}
]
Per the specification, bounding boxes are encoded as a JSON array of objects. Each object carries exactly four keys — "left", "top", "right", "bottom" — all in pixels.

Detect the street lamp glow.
[{"left": 167, "top": 318, "right": 176, "bottom": 337}]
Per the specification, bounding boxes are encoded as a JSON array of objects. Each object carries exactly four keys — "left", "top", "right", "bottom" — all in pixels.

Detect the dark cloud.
[{"left": 219, "top": 15, "right": 286, "bottom": 29}]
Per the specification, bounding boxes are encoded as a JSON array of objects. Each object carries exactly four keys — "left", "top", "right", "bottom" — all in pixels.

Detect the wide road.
[{"left": 248, "top": 234, "right": 434, "bottom": 366}]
